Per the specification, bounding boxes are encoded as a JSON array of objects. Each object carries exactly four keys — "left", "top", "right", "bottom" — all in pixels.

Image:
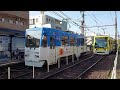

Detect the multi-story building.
[
  {"left": 0, "top": 11, "right": 29, "bottom": 60},
  {"left": 29, "top": 14, "right": 67, "bottom": 31},
  {"left": 0, "top": 11, "right": 29, "bottom": 35}
]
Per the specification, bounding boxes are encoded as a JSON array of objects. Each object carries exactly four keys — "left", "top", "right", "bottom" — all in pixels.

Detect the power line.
[
  {"left": 92, "top": 11, "right": 103, "bottom": 25},
  {"left": 52, "top": 11, "right": 65, "bottom": 19},
  {"left": 84, "top": 24, "right": 115, "bottom": 28},
  {"left": 58, "top": 11, "right": 80, "bottom": 27},
  {"left": 110, "top": 11, "right": 114, "bottom": 25},
  {"left": 85, "top": 12, "right": 99, "bottom": 25}
]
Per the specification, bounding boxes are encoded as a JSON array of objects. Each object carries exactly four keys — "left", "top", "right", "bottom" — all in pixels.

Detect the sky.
[{"left": 29, "top": 11, "right": 120, "bottom": 38}]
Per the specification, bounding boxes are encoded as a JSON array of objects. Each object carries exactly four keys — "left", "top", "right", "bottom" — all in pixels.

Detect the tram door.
[{"left": 49, "top": 36, "right": 56, "bottom": 65}]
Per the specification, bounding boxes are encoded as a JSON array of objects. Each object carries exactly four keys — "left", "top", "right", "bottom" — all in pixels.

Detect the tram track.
[
  {"left": 42, "top": 56, "right": 104, "bottom": 79},
  {"left": 10, "top": 52, "right": 94, "bottom": 79},
  {"left": 0, "top": 52, "right": 93, "bottom": 79},
  {"left": 75, "top": 55, "right": 106, "bottom": 79}
]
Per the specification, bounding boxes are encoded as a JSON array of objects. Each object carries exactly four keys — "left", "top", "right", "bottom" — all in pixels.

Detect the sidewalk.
[
  {"left": 0, "top": 58, "right": 24, "bottom": 67},
  {"left": 116, "top": 51, "right": 120, "bottom": 78}
]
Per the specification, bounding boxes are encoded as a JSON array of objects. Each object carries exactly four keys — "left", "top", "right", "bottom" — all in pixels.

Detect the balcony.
[
  {"left": 0, "top": 11, "right": 29, "bottom": 19},
  {"left": 0, "top": 21, "right": 28, "bottom": 31}
]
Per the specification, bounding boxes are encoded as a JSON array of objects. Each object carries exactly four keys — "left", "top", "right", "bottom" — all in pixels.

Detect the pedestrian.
[{"left": 15, "top": 48, "right": 20, "bottom": 60}]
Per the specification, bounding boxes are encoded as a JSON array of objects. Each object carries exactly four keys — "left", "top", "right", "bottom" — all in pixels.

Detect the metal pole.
[
  {"left": 8, "top": 67, "right": 10, "bottom": 79},
  {"left": 33, "top": 65, "right": 34, "bottom": 78},
  {"left": 72, "top": 55, "right": 74, "bottom": 63},
  {"left": 118, "top": 32, "right": 119, "bottom": 50},
  {"left": 9, "top": 36, "right": 13, "bottom": 61},
  {"left": 81, "top": 11, "right": 85, "bottom": 35},
  {"left": 58, "top": 58, "right": 60, "bottom": 68},
  {"left": 66, "top": 56, "right": 68, "bottom": 65},
  {"left": 47, "top": 61, "right": 49, "bottom": 72},
  {"left": 115, "top": 11, "right": 117, "bottom": 52}
]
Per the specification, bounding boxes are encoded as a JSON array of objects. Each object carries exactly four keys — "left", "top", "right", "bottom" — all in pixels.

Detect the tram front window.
[
  {"left": 26, "top": 35, "right": 40, "bottom": 48},
  {"left": 95, "top": 38, "right": 107, "bottom": 48}
]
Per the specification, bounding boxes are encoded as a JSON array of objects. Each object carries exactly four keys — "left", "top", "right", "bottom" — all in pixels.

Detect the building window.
[
  {"left": 2, "top": 18, "right": 5, "bottom": 21},
  {"left": 16, "top": 21, "right": 19, "bottom": 24},
  {"left": 55, "top": 19, "right": 60, "bottom": 24},
  {"left": 51, "top": 20, "right": 54, "bottom": 23},
  {"left": 56, "top": 26, "right": 58, "bottom": 29},
  {"left": 46, "top": 18, "right": 48, "bottom": 22},
  {"left": 36, "top": 18, "right": 39, "bottom": 23},
  {"left": 9, "top": 19, "right": 14, "bottom": 24},
  {"left": 49, "top": 19, "right": 51, "bottom": 22},
  {"left": 5, "top": 18, "right": 9, "bottom": 22},
  {"left": 29, "top": 19, "right": 35, "bottom": 25},
  {"left": 30, "top": 19, "right": 33, "bottom": 24},
  {"left": 33, "top": 19, "right": 35, "bottom": 24},
  {"left": 58, "top": 27, "right": 61, "bottom": 30},
  {"left": 56, "top": 27, "right": 61, "bottom": 30}
]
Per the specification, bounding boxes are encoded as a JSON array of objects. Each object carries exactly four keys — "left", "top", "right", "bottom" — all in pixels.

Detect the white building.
[
  {"left": 29, "top": 14, "right": 67, "bottom": 31},
  {"left": 86, "top": 36, "right": 94, "bottom": 46}
]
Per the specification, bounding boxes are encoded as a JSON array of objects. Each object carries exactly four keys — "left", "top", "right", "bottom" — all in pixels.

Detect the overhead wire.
[
  {"left": 59, "top": 11, "right": 80, "bottom": 27},
  {"left": 48, "top": 11, "right": 116, "bottom": 37},
  {"left": 92, "top": 11, "right": 103, "bottom": 25},
  {"left": 110, "top": 11, "right": 114, "bottom": 25}
]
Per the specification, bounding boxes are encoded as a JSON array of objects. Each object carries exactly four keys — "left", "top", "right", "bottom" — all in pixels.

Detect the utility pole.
[
  {"left": 115, "top": 11, "right": 117, "bottom": 52},
  {"left": 80, "top": 11, "right": 86, "bottom": 51},
  {"left": 118, "top": 31, "right": 119, "bottom": 50},
  {"left": 81, "top": 11, "right": 85, "bottom": 35},
  {"left": 40, "top": 11, "right": 44, "bottom": 25}
]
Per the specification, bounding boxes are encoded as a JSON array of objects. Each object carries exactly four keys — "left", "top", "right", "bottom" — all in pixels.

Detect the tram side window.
[
  {"left": 77, "top": 38, "right": 80, "bottom": 46},
  {"left": 70, "top": 37, "right": 74, "bottom": 46},
  {"left": 61, "top": 36, "right": 69, "bottom": 46},
  {"left": 81, "top": 38, "right": 84, "bottom": 46},
  {"left": 50, "top": 37, "right": 55, "bottom": 49},
  {"left": 26, "top": 35, "right": 40, "bottom": 48},
  {"left": 75, "top": 38, "right": 77, "bottom": 46},
  {"left": 42, "top": 35, "right": 47, "bottom": 47},
  {"left": 109, "top": 40, "right": 111, "bottom": 46}
]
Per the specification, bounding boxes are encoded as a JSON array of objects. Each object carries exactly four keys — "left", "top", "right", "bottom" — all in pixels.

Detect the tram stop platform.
[{"left": 0, "top": 58, "right": 24, "bottom": 67}]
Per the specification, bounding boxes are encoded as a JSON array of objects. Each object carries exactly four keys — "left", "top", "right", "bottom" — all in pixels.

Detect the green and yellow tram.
[{"left": 93, "top": 35, "right": 114, "bottom": 55}]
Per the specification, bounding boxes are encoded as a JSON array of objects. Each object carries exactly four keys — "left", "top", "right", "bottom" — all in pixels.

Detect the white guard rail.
[{"left": 111, "top": 50, "right": 118, "bottom": 79}]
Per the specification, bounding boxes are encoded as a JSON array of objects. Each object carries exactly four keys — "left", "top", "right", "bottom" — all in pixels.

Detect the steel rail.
[
  {"left": 41, "top": 54, "right": 94, "bottom": 79},
  {"left": 10, "top": 53, "right": 93, "bottom": 79},
  {"left": 75, "top": 55, "right": 106, "bottom": 79}
]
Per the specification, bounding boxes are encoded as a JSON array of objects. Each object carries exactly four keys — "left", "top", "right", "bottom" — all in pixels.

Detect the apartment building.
[{"left": 0, "top": 11, "right": 29, "bottom": 35}]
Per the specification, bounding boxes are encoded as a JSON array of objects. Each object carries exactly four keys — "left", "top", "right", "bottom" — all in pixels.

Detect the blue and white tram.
[{"left": 25, "top": 27, "right": 86, "bottom": 67}]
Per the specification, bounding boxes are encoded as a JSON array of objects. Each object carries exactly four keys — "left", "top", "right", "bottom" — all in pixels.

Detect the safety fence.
[{"left": 111, "top": 50, "right": 118, "bottom": 79}]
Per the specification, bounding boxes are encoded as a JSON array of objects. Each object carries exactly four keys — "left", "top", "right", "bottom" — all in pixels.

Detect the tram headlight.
[{"left": 106, "top": 49, "right": 107, "bottom": 51}]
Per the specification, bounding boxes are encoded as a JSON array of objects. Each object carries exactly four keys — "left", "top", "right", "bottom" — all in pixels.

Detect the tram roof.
[
  {"left": 27, "top": 27, "right": 85, "bottom": 38},
  {"left": 94, "top": 35, "right": 110, "bottom": 38}
]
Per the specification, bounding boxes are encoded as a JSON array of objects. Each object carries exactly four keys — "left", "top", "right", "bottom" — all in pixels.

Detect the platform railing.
[{"left": 111, "top": 47, "right": 119, "bottom": 79}]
